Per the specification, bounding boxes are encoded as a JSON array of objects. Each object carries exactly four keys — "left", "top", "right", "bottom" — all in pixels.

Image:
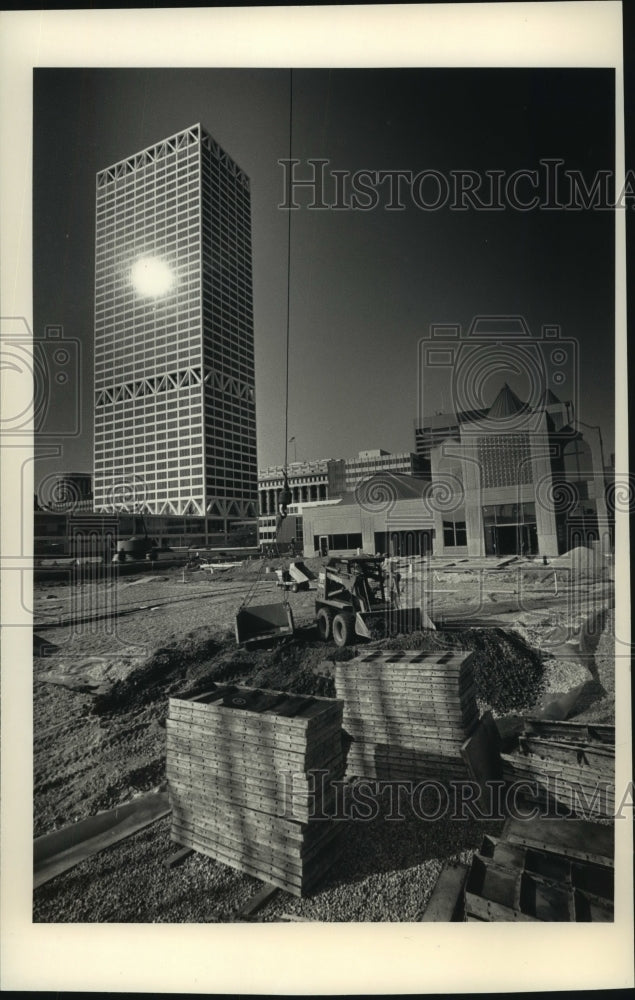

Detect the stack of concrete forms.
[
  {"left": 167, "top": 684, "right": 344, "bottom": 897},
  {"left": 463, "top": 821, "right": 614, "bottom": 921},
  {"left": 501, "top": 720, "right": 614, "bottom": 818},
  {"left": 334, "top": 650, "right": 479, "bottom": 782}
]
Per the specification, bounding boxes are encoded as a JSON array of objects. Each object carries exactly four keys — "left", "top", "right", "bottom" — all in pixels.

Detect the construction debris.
[
  {"left": 550, "top": 545, "right": 608, "bottom": 580},
  {"left": 335, "top": 650, "right": 479, "bottom": 782},
  {"left": 275, "top": 560, "right": 317, "bottom": 593},
  {"left": 462, "top": 818, "right": 614, "bottom": 921},
  {"left": 234, "top": 883, "right": 279, "bottom": 920},
  {"left": 166, "top": 684, "right": 345, "bottom": 896},
  {"left": 501, "top": 718, "right": 615, "bottom": 818},
  {"left": 419, "top": 861, "right": 469, "bottom": 921},
  {"left": 34, "top": 789, "right": 170, "bottom": 889},
  {"left": 503, "top": 813, "right": 614, "bottom": 867}
]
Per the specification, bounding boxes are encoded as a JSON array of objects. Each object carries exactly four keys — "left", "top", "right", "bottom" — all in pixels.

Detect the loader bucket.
[
  {"left": 355, "top": 606, "right": 435, "bottom": 640},
  {"left": 235, "top": 602, "right": 295, "bottom": 645},
  {"left": 289, "top": 560, "right": 317, "bottom": 582}
]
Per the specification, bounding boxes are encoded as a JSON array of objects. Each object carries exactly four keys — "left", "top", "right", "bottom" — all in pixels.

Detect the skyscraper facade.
[{"left": 93, "top": 124, "right": 258, "bottom": 529}]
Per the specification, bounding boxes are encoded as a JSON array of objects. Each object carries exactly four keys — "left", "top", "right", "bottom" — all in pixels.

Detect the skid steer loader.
[{"left": 315, "top": 554, "right": 434, "bottom": 647}]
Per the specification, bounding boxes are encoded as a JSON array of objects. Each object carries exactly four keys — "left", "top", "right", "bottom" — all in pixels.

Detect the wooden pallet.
[
  {"left": 463, "top": 831, "right": 614, "bottom": 922},
  {"left": 502, "top": 815, "right": 614, "bottom": 868},
  {"left": 336, "top": 650, "right": 480, "bottom": 784},
  {"left": 345, "top": 740, "right": 469, "bottom": 781},
  {"left": 166, "top": 684, "right": 346, "bottom": 894},
  {"left": 516, "top": 736, "right": 614, "bottom": 773},
  {"left": 344, "top": 650, "right": 474, "bottom": 665},
  {"left": 166, "top": 717, "right": 343, "bottom": 767},
  {"left": 523, "top": 719, "right": 615, "bottom": 746},
  {"left": 171, "top": 802, "right": 338, "bottom": 852},
  {"left": 345, "top": 747, "right": 468, "bottom": 771},
  {"left": 335, "top": 673, "right": 476, "bottom": 693},
  {"left": 166, "top": 741, "right": 345, "bottom": 790},
  {"left": 170, "top": 822, "right": 341, "bottom": 897},
  {"left": 343, "top": 714, "right": 474, "bottom": 733},
  {"left": 499, "top": 718, "right": 616, "bottom": 820},
  {"left": 502, "top": 754, "right": 615, "bottom": 790},
  {"left": 169, "top": 791, "right": 336, "bottom": 841},
  {"left": 168, "top": 705, "right": 343, "bottom": 745},
  {"left": 337, "top": 690, "right": 476, "bottom": 711},
  {"left": 167, "top": 773, "right": 341, "bottom": 824},
  {"left": 343, "top": 722, "right": 475, "bottom": 749},
  {"left": 345, "top": 762, "right": 468, "bottom": 783},
  {"left": 171, "top": 810, "right": 341, "bottom": 865},
  {"left": 500, "top": 774, "right": 615, "bottom": 819}
]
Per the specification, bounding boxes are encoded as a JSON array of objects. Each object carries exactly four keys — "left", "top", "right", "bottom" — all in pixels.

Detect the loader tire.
[
  {"left": 316, "top": 608, "right": 333, "bottom": 641},
  {"left": 332, "top": 613, "right": 355, "bottom": 648}
]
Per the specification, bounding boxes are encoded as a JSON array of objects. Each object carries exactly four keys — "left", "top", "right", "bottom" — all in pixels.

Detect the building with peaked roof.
[
  {"left": 302, "top": 385, "right": 610, "bottom": 560},
  {"left": 420, "top": 383, "right": 609, "bottom": 558},
  {"left": 93, "top": 124, "right": 258, "bottom": 537}
]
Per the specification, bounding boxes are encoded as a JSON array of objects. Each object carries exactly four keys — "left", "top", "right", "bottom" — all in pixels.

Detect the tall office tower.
[{"left": 93, "top": 124, "right": 258, "bottom": 531}]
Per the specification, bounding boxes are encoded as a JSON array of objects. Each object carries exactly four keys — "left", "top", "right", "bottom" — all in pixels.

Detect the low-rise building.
[
  {"left": 343, "top": 449, "right": 429, "bottom": 492},
  {"left": 34, "top": 510, "right": 258, "bottom": 558},
  {"left": 301, "top": 473, "right": 435, "bottom": 558},
  {"left": 302, "top": 386, "right": 610, "bottom": 560},
  {"left": 258, "top": 458, "right": 346, "bottom": 516},
  {"left": 258, "top": 451, "right": 430, "bottom": 551}
]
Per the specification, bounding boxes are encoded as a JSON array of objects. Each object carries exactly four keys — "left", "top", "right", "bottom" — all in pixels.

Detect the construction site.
[
  {"left": 27, "top": 71, "right": 623, "bottom": 931},
  {"left": 33, "top": 542, "right": 619, "bottom": 923}
]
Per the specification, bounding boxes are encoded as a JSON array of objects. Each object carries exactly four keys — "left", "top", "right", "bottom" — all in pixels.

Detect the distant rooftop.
[
  {"left": 338, "top": 471, "right": 430, "bottom": 506},
  {"left": 487, "top": 382, "right": 527, "bottom": 419},
  {"left": 418, "top": 383, "right": 569, "bottom": 430}
]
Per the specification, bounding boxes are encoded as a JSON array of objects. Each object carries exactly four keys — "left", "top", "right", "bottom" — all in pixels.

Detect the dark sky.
[{"left": 33, "top": 67, "right": 616, "bottom": 491}]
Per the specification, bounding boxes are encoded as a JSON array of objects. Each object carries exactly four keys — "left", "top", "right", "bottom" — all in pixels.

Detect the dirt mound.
[
  {"left": 550, "top": 546, "right": 607, "bottom": 579},
  {"left": 176, "top": 634, "right": 343, "bottom": 701},
  {"left": 174, "top": 626, "right": 546, "bottom": 716},
  {"left": 87, "top": 620, "right": 547, "bottom": 719},
  {"left": 92, "top": 628, "right": 223, "bottom": 715}
]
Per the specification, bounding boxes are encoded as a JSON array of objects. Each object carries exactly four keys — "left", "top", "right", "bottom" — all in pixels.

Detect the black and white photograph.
[{"left": 1, "top": 3, "right": 632, "bottom": 994}]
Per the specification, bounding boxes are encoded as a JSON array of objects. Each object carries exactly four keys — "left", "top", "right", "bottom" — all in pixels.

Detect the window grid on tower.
[{"left": 93, "top": 123, "right": 256, "bottom": 518}]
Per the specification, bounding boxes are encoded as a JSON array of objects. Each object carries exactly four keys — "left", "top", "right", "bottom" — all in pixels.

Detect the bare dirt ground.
[{"left": 32, "top": 556, "right": 616, "bottom": 922}]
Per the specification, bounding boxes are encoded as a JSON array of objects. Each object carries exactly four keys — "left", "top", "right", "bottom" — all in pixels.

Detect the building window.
[
  {"left": 442, "top": 519, "right": 467, "bottom": 547},
  {"left": 562, "top": 437, "right": 593, "bottom": 481},
  {"left": 313, "top": 533, "right": 362, "bottom": 551},
  {"left": 482, "top": 502, "right": 536, "bottom": 525}
]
